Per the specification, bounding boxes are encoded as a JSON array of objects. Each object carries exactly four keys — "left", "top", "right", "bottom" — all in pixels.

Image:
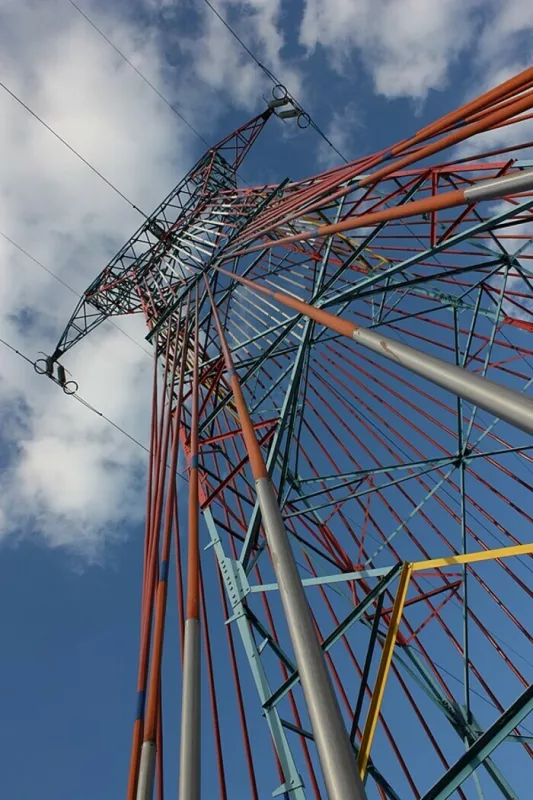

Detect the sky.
[{"left": 1, "top": 0, "right": 533, "bottom": 798}]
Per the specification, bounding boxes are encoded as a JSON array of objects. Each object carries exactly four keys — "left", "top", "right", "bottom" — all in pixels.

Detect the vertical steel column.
[
  {"left": 136, "top": 325, "right": 182, "bottom": 800},
  {"left": 240, "top": 198, "right": 345, "bottom": 571},
  {"left": 136, "top": 740, "right": 157, "bottom": 800},
  {"left": 128, "top": 353, "right": 160, "bottom": 800},
  {"left": 204, "top": 276, "right": 366, "bottom": 800},
  {"left": 179, "top": 620, "right": 201, "bottom": 799},
  {"left": 179, "top": 290, "right": 201, "bottom": 800}
]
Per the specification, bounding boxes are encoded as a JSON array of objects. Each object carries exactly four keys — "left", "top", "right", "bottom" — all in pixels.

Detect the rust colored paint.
[
  {"left": 204, "top": 275, "right": 270, "bottom": 481},
  {"left": 213, "top": 265, "right": 357, "bottom": 339}
]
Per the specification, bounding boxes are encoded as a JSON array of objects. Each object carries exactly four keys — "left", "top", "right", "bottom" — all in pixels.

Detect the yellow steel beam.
[
  {"left": 356, "top": 542, "right": 533, "bottom": 779},
  {"left": 357, "top": 562, "right": 413, "bottom": 779},
  {"left": 411, "top": 542, "right": 533, "bottom": 572}
]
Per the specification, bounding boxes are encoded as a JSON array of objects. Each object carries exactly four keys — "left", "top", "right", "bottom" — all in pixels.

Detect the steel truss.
[{"left": 52, "top": 68, "right": 533, "bottom": 798}]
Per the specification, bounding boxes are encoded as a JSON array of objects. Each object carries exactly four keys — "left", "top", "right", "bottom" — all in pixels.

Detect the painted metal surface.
[
  {"left": 178, "top": 619, "right": 201, "bottom": 800},
  {"left": 51, "top": 70, "right": 533, "bottom": 799}
]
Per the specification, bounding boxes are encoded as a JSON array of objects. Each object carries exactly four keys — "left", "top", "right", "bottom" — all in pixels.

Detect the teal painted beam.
[{"left": 422, "top": 684, "right": 533, "bottom": 800}]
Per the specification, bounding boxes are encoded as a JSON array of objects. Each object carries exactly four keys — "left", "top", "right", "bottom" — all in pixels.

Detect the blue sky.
[{"left": 1, "top": 0, "right": 533, "bottom": 797}]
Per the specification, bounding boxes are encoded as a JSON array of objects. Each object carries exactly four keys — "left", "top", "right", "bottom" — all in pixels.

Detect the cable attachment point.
[
  {"left": 33, "top": 353, "right": 79, "bottom": 395},
  {"left": 264, "top": 85, "right": 310, "bottom": 128}
]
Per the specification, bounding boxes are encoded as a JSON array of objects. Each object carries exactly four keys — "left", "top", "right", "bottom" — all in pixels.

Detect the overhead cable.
[
  {"left": 200, "top": 0, "right": 349, "bottom": 164},
  {"left": 0, "top": 79, "right": 147, "bottom": 216},
  {"left": 0, "top": 334, "right": 150, "bottom": 453},
  {"left": 65, "top": 0, "right": 210, "bottom": 148},
  {"left": 0, "top": 229, "right": 151, "bottom": 358}
]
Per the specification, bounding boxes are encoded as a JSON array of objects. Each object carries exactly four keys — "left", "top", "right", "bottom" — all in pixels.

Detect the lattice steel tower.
[{"left": 50, "top": 70, "right": 533, "bottom": 799}]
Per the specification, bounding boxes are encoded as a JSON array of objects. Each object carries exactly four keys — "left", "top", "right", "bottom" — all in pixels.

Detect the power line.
[
  {"left": 72, "top": 392, "right": 149, "bottom": 453},
  {"left": 0, "top": 78, "right": 147, "bottom": 217},
  {"left": 200, "top": 0, "right": 349, "bottom": 165},
  {"left": 0, "top": 335, "right": 35, "bottom": 368},
  {"left": 65, "top": 0, "right": 210, "bottom": 148},
  {"left": 0, "top": 333, "right": 190, "bottom": 478},
  {"left": 65, "top": 0, "right": 258, "bottom": 189},
  {"left": 201, "top": 0, "right": 277, "bottom": 83},
  {"left": 0, "top": 229, "right": 152, "bottom": 358},
  {"left": 0, "top": 334, "right": 150, "bottom": 454},
  {"left": 0, "top": 229, "right": 78, "bottom": 295}
]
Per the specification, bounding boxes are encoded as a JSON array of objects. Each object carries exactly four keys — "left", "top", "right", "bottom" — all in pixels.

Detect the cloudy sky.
[
  {"left": 1, "top": 0, "right": 532, "bottom": 557},
  {"left": 0, "top": 0, "right": 533, "bottom": 797}
]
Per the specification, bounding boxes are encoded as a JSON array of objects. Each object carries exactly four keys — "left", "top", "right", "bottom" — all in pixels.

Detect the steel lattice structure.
[{"left": 50, "top": 70, "right": 533, "bottom": 799}]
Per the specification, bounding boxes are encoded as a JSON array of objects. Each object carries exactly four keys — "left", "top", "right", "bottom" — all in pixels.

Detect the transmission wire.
[
  {"left": 65, "top": 0, "right": 210, "bottom": 148},
  {"left": 0, "top": 335, "right": 35, "bottom": 368},
  {"left": 200, "top": 0, "right": 349, "bottom": 164},
  {"left": 0, "top": 229, "right": 152, "bottom": 358},
  {"left": 0, "top": 79, "right": 147, "bottom": 217},
  {"left": 71, "top": 392, "right": 149, "bottom": 453},
  {"left": 0, "top": 335, "right": 150, "bottom": 454},
  {"left": 64, "top": 0, "right": 260, "bottom": 190}
]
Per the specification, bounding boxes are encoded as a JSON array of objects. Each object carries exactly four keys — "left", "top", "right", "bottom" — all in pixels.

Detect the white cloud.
[
  {"left": 299, "top": 0, "right": 533, "bottom": 191},
  {"left": 0, "top": 0, "right": 191, "bottom": 558},
  {"left": 443, "top": 1, "right": 533, "bottom": 164},
  {"left": 184, "top": 6, "right": 263, "bottom": 111},
  {"left": 299, "top": 0, "right": 533, "bottom": 108},
  {"left": 299, "top": 0, "right": 483, "bottom": 100},
  {"left": 181, "top": 0, "right": 302, "bottom": 113},
  {"left": 0, "top": 0, "right": 301, "bottom": 560},
  {"left": 4, "top": 0, "right": 531, "bottom": 562},
  {"left": 454, "top": 1, "right": 533, "bottom": 158},
  {"left": 475, "top": 0, "right": 533, "bottom": 72},
  {"left": 2, "top": 319, "right": 153, "bottom": 559},
  {"left": 317, "top": 101, "right": 360, "bottom": 168}
]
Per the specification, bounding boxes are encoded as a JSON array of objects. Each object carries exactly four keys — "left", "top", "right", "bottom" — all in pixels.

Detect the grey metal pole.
[
  {"left": 256, "top": 477, "right": 367, "bottom": 800},
  {"left": 136, "top": 742, "right": 156, "bottom": 800},
  {"left": 203, "top": 273, "right": 366, "bottom": 798},
  {"left": 179, "top": 290, "right": 202, "bottom": 800},
  {"left": 351, "top": 327, "right": 533, "bottom": 436},
  {"left": 178, "top": 618, "right": 201, "bottom": 800},
  {"left": 464, "top": 167, "right": 533, "bottom": 203}
]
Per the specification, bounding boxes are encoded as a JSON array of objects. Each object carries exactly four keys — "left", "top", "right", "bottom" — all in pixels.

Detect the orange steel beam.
[
  {"left": 177, "top": 287, "right": 202, "bottom": 800},
  {"left": 145, "top": 299, "right": 191, "bottom": 745},
  {"left": 208, "top": 265, "right": 533, "bottom": 436},
  {"left": 230, "top": 164, "right": 533, "bottom": 255},
  {"left": 203, "top": 275, "right": 367, "bottom": 800},
  {"left": 132, "top": 313, "right": 183, "bottom": 800}
]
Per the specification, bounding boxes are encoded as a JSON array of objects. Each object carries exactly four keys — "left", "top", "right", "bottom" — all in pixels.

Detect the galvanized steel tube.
[
  {"left": 203, "top": 275, "right": 366, "bottom": 800},
  {"left": 178, "top": 618, "right": 201, "bottom": 800},
  {"left": 212, "top": 266, "right": 533, "bottom": 438},
  {"left": 352, "top": 326, "right": 533, "bottom": 436},
  {"left": 256, "top": 477, "right": 367, "bottom": 800},
  {"left": 136, "top": 742, "right": 156, "bottom": 800}
]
